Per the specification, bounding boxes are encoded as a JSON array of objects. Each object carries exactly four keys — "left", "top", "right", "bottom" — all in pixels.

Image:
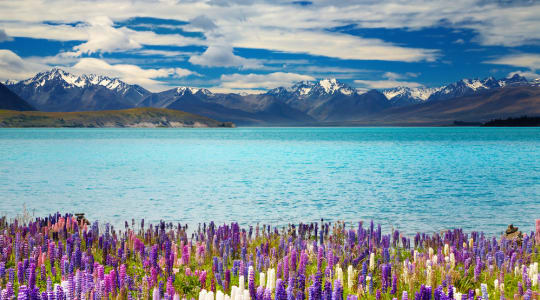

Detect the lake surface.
[{"left": 0, "top": 127, "right": 538, "bottom": 235}]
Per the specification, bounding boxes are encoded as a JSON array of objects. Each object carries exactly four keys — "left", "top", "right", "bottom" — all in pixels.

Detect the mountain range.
[{"left": 3, "top": 68, "right": 540, "bottom": 125}]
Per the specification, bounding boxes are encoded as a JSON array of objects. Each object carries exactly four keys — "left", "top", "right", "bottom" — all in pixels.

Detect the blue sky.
[{"left": 0, "top": 0, "right": 539, "bottom": 93}]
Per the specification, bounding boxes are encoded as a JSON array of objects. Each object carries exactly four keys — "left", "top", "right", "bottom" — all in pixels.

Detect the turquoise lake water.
[{"left": 0, "top": 127, "right": 538, "bottom": 235}]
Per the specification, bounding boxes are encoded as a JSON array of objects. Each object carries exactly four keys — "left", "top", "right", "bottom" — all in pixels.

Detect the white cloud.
[
  {"left": 507, "top": 70, "right": 540, "bottom": 80},
  {"left": 0, "top": 50, "right": 193, "bottom": 92},
  {"left": 354, "top": 79, "right": 423, "bottom": 89},
  {"left": 73, "top": 16, "right": 141, "bottom": 55},
  {"left": 0, "top": 0, "right": 539, "bottom": 70},
  {"left": 382, "top": 72, "right": 404, "bottom": 80},
  {"left": 70, "top": 58, "right": 192, "bottom": 91},
  {"left": 189, "top": 44, "right": 262, "bottom": 69},
  {"left": 227, "top": 28, "right": 437, "bottom": 62},
  {"left": 220, "top": 72, "right": 314, "bottom": 90},
  {"left": 188, "top": 15, "right": 218, "bottom": 31},
  {"left": 0, "top": 50, "right": 49, "bottom": 81},
  {"left": 485, "top": 53, "right": 540, "bottom": 71}
]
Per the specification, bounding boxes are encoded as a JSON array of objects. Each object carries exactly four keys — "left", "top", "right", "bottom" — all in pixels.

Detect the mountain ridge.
[{"left": 4, "top": 68, "right": 539, "bottom": 125}]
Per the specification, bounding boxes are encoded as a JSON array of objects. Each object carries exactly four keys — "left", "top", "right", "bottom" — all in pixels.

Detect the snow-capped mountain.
[
  {"left": 427, "top": 74, "right": 528, "bottom": 102},
  {"left": 265, "top": 78, "right": 389, "bottom": 121},
  {"left": 5, "top": 68, "right": 151, "bottom": 112},
  {"left": 268, "top": 78, "right": 357, "bottom": 98},
  {"left": 383, "top": 86, "right": 443, "bottom": 106},
  {"left": 383, "top": 74, "right": 530, "bottom": 104}
]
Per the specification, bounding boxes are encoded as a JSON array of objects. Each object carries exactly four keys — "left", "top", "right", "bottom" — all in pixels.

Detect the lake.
[{"left": 0, "top": 127, "right": 538, "bottom": 235}]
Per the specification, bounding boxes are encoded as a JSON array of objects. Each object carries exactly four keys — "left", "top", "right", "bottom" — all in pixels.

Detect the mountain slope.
[
  {"left": 0, "top": 82, "right": 36, "bottom": 111},
  {"left": 382, "top": 74, "right": 530, "bottom": 105},
  {"left": 5, "top": 68, "right": 151, "bottom": 112},
  {"left": 0, "top": 108, "right": 234, "bottom": 128},
  {"left": 309, "top": 90, "right": 391, "bottom": 121}
]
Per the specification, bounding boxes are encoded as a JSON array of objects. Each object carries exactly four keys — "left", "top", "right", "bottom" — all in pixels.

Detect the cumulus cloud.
[
  {"left": 0, "top": 50, "right": 48, "bottom": 81},
  {"left": 485, "top": 53, "right": 540, "bottom": 71},
  {"left": 354, "top": 79, "right": 423, "bottom": 89},
  {"left": 0, "top": 29, "right": 13, "bottom": 42},
  {"left": 188, "top": 15, "right": 218, "bottom": 31},
  {"left": 73, "top": 16, "right": 141, "bottom": 55},
  {"left": 219, "top": 72, "right": 314, "bottom": 90},
  {"left": 189, "top": 44, "right": 262, "bottom": 69}
]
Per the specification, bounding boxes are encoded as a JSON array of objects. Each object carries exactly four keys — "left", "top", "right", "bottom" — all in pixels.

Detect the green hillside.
[{"left": 0, "top": 107, "right": 235, "bottom": 128}]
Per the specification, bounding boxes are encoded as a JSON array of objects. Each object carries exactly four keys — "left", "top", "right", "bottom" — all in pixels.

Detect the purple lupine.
[
  {"left": 257, "top": 285, "right": 265, "bottom": 300},
  {"left": 248, "top": 268, "right": 256, "bottom": 300},
  {"left": 263, "top": 288, "right": 273, "bottom": 300},
  {"left": 276, "top": 279, "right": 287, "bottom": 300},
  {"left": 391, "top": 273, "right": 398, "bottom": 294},
  {"left": 332, "top": 279, "right": 343, "bottom": 300},
  {"left": 17, "top": 285, "right": 28, "bottom": 300}
]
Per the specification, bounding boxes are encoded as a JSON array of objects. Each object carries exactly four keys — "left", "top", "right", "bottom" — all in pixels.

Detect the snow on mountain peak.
[
  {"left": 15, "top": 68, "right": 141, "bottom": 94},
  {"left": 383, "top": 86, "right": 442, "bottom": 102}
]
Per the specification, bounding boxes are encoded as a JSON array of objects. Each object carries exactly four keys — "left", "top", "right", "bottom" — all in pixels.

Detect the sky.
[{"left": 0, "top": 0, "right": 539, "bottom": 93}]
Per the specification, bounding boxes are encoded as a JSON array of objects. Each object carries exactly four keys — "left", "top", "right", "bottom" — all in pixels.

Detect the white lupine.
[
  {"left": 231, "top": 287, "right": 237, "bottom": 300},
  {"left": 529, "top": 262, "right": 538, "bottom": 286},
  {"left": 347, "top": 265, "right": 354, "bottom": 290},
  {"left": 200, "top": 289, "right": 208, "bottom": 300},
  {"left": 260, "top": 272, "right": 266, "bottom": 287},
  {"left": 216, "top": 290, "right": 225, "bottom": 300},
  {"left": 494, "top": 279, "right": 499, "bottom": 291},
  {"left": 426, "top": 265, "right": 433, "bottom": 286},
  {"left": 243, "top": 289, "right": 250, "bottom": 300},
  {"left": 413, "top": 250, "right": 419, "bottom": 263},
  {"left": 428, "top": 247, "right": 434, "bottom": 259},
  {"left": 432, "top": 255, "right": 438, "bottom": 266},
  {"left": 444, "top": 244, "right": 449, "bottom": 256},
  {"left": 266, "top": 268, "right": 276, "bottom": 290},
  {"left": 153, "top": 287, "right": 160, "bottom": 300},
  {"left": 239, "top": 276, "right": 245, "bottom": 294},
  {"left": 206, "top": 291, "right": 215, "bottom": 300},
  {"left": 455, "top": 292, "right": 462, "bottom": 300},
  {"left": 402, "top": 261, "right": 409, "bottom": 284},
  {"left": 450, "top": 253, "right": 456, "bottom": 268},
  {"left": 336, "top": 264, "right": 343, "bottom": 284},
  {"left": 369, "top": 252, "right": 375, "bottom": 271},
  {"left": 365, "top": 276, "right": 371, "bottom": 294}
]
